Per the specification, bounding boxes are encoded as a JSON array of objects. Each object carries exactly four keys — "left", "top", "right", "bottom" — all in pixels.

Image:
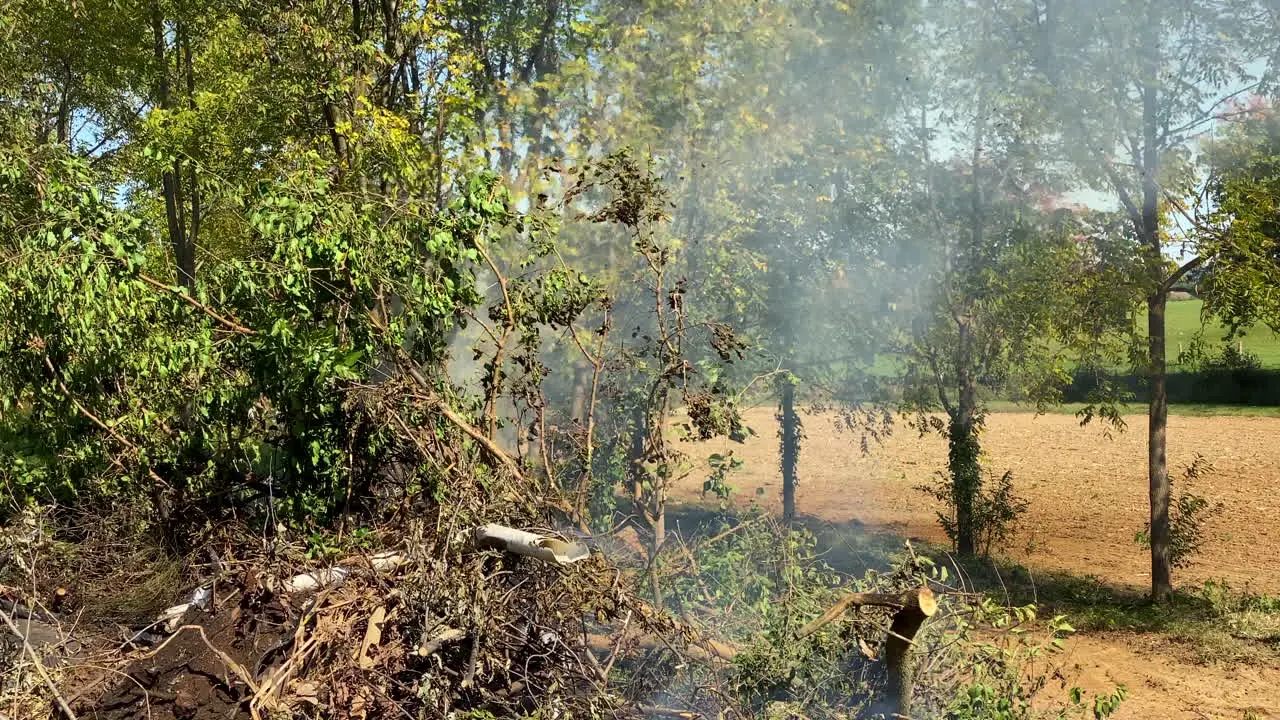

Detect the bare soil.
[
  {"left": 83, "top": 594, "right": 292, "bottom": 720},
  {"left": 673, "top": 408, "right": 1280, "bottom": 720}
]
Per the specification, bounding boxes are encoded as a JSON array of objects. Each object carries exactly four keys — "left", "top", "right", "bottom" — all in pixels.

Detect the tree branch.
[
  {"left": 397, "top": 353, "right": 527, "bottom": 482},
  {"left": 135, "top": 272, "right": 257, "bottom": 335},
  {"left": 1162, "top": 256, "right": 1205, "bottom": 294},
  {"left": 1097, "top": 153, "right": 1143, "bottom": 230}
]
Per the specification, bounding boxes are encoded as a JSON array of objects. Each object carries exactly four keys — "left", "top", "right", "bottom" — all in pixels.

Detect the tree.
[
  {"left": 1040, "top": 0, "right": 1272, "bottom": 599},
  {"left": 1197, "top": 102, "right": 1280, "bottom": 334},
  {"left": 795, "top": 0, "right": 1109, "bottom": 556},
  {"left": 0, "top": 0, "right": 631, "bottom": 535}
]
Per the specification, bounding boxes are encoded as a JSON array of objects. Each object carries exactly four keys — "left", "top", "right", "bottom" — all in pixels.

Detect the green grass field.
[
  {"left": 986, "top": 400, "right": 1280, "bottom": 418},
  {"left": 1159, "top": 297, "right": 1280, "bottom": 369}
]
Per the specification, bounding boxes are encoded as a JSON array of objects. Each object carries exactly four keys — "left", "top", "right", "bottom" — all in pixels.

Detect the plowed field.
[{"left": 672, "top": 408, "right": 1280, "bottom": 719}]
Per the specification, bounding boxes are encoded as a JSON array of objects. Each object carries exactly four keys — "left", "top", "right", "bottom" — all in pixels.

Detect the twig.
[
  {"left": 397, "top": 355, "right": 527, "bottom": 481},
  {"left": 135, "top": 625, "right": 258, "bottom": 695},
  {"left": 0, "top": 605, "right": 78, "bottom": 720},
  {"left": 135, "top": 272, "right": 256, "bottom": 335},
  {"left": 62, "top": 664, "right": 153, "bottom": 719},
  {"left": 599, "top": 610, "right": 631, "bottom": 680},
  {"left": 473, "top": 239, "right": 515, "bottom": 438}
]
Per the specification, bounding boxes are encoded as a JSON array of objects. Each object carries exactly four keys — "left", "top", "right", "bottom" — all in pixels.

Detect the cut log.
[
  {"left": 471, "top": 524, "right": 590, "bottom": 565},
  {"left": 880, "top": 588, "right": 938, "bottom": 718},
  {"left": 800, "top": 587, "right": 937, "bottom": 719},
  {"left": 796, "top": 587, "right": 937, "bottom": 640}
]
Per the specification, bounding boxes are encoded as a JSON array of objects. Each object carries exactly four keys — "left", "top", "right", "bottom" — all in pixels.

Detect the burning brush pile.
[
  {"left": 0, "top": 360, "right": 1102, "bottom": 720},
  {"left": 0, "top": 488, "right": 1023, "bottom": 720}
]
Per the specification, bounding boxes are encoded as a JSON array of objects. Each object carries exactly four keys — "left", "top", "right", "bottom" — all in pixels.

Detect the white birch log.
[
  {"left": 283, "top": 567, "right": 351, "bottom": 593},
  {"left": 471, "top": 524, "right": 590, "bottom": 565}
]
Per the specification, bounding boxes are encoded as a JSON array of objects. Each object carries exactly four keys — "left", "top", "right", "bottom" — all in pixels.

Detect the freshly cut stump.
[{"left": 798, "top": 587, "right": 938, "bottom": 718}]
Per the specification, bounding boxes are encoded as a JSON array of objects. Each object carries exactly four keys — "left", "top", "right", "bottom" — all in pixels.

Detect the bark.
[
  {"left": 880, "top": 589, "right": 938, "bottom": 718},
  {"left": 949, "top": 323, "right": 981, "bottom": 556},
  {"left": 628, "top": 404, "right": 646, "bottom": 505},
  {"left": 1147, "top": 289, "right": 1172, "bottom": 599},
  {"left": 779, "top": 377, "right": 799, "bottom": 526},
  {"left": 798, "top": 587, "right": 938, "bottom": 718},
  {"left": 650, "top": 496, "right": 665, "bottom": 607},
  {"left": 1141, "top": 17, "right": 1173, "bottom": 602}
]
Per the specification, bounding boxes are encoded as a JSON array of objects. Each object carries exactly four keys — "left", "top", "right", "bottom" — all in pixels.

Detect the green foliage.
[
  {"left": 661, "top": 520, "right": 1127, "bottom": 719},
  {"left": 1180, "top": 339, "right": 1264, "bottom": 373},
  {"left": 1135, "top": 455, "right": 1224, "bottom": 569},
  {"left": 0, "top": 143, "right": 520, "bottom": 525},
  {"left": 701, "top": 452, "right": 743, "bottom": 503},
  {"left": 1200, "top": 105, "right": 1280, "bottom": 337},
  {"left": 919, "top": 469, "right": 1031, "bottom": 558}
]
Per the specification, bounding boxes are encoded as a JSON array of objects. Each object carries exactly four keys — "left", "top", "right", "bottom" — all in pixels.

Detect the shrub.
[
  {"left": 919, "top": 469, "right": 1030, "bottom": 557},
  {"left": 1135, "top": 455, "right": 1224, "bottom": 569}
]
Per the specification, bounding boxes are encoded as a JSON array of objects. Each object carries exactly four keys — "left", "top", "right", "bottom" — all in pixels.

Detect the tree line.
[{"left": 3, "top": 0, "right": 1280, "bottom": 606}]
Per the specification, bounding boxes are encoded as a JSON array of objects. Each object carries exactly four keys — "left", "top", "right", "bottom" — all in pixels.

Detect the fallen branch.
[
  {"left": 796, "top": 587, "right": 937, "bottom": 639},
  {"left": 395, "top": 353, "right": 529, "bottom": 481},
  {"left": 641, "top": 707, "right": 700, "bottom": 719},
  {"left": 1, "top": 604, "right": 78, "bottom": 720},
  {"left": 135, "top": 625, "right": 259, "bottom": 695},
  {"left": 799, "top": 587, "right": 939, "bottom": 719},
  {"left": 416, "top": 626, "right": 465, "bottom": 656},
  {"left": 471, "top": 524, "right": 590, "bottom": 565},
  {"left": 586, "top": 630, "right": 738, "bottom": 663},
  {"left": 135, "top": 272, "right": 257, "bottom": 336}
]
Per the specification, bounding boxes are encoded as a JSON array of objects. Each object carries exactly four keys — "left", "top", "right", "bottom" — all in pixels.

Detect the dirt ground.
[{"left": 672, "top": 408, "right": 1280, "bottom": 720}]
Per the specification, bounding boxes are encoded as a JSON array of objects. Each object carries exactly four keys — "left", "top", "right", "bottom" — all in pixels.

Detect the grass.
[
  {"left": 986, "top": 400, "right": 1280, "bottom": 418},
  {"left": 1159, "top": 298, "right": 1280, "bottom": 370},
  {"left": 954, "top": 556, "right": 1280, "bottom": 666},
  {"left": 670, "top": 504, "right": 1280, "bottom": 670}
]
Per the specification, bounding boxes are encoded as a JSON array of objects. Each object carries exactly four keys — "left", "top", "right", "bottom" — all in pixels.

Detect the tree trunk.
[
  {"left": 1141, "top": 17, "right": 1173, "bottom": 601},
  {"left": 947, "top": 415, "right": 980, "bottom": 556},
  {"left": 570, "top": 361, "right": 589, "bottom": 422},
  {"left": 779, "top": 377, "right": 798, "bottom": 526},
  {"left": 628, "top": 404, "right": 646, "bottom": 505},
  {"left": 879, "top": 589, "right": 938, "bottom": 718},
  {"left": 651, "top": 496, "right": 665, "bottom": 606},
  {"left": 151, "top": 3, "right": 196, "bottom": 292},
  {"left": 949, "top": 350, "right": 980, "bottom": 556},
  {"left": 1147, "top": 293, "right": 1172, "bottom": 600}
]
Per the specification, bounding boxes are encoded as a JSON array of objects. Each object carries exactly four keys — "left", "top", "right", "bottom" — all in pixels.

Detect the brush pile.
[{"left": 0, "top": 490, "right": 758, "bottom": 720}]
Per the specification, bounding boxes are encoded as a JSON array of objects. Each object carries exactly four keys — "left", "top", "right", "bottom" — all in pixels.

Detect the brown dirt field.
[
  {"left": 675, "top": 408, "right": 1280, "bottom": 593},
  {"left": 1061, "top": 633, "right": 1280, "bottom": 720},
  {"left": 672, "top": 408, "right": 1280, "bottom": 720}
]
